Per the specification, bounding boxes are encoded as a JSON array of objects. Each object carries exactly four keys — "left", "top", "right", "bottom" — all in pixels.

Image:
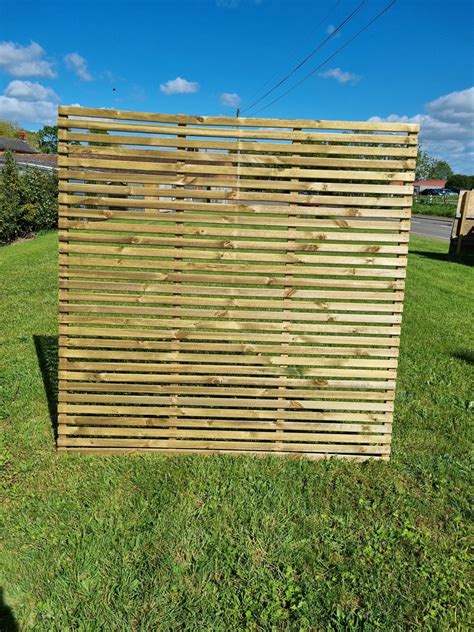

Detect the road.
[{"left": 411, "top": 215, "right": 453, "bottom": 241}]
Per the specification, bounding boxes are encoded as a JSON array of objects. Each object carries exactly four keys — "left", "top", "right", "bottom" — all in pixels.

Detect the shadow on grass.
[
  {"left": 410, "top": 251, "right": 474, "bottom": 267},
  {"left": 0, "top": 588, "right": 18, "bottom": 632},
  {"left": 453, "top": 351, "right": 474, "bottom": 366},
  {"left": 33, "top": 335, "right": 58, "bottom": 440}
]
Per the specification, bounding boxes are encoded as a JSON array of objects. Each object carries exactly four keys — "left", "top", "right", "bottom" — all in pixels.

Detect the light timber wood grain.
[
  {"left": 59, "top": 152, "right": 415, "bottom": 184},
  {"left": 57, "top": 116, "right": 416, "bottom": 144},
  {"left": 58, "top": 105, "right": 419, "bottom": 132},
  {"left": 57, "top": 124, "right": 417, "bottom": 156},
  {"left": 57, "top": 106, "right": 418, "bottom": 459},
  {"left": 59, "top": 138, "right": 416, "bottom": 173}
]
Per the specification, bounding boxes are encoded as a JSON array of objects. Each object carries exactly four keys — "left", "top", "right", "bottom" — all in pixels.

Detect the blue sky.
[{"left": 0, "top": 0, "right": 473, "bottom": 170}]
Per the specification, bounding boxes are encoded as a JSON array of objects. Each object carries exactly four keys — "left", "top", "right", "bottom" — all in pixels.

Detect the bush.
[
  {"left": 0, "top": 150, "right": 23, "bottom": 243},
  {"left": 446, "top": 174, "right": 474, "bottom": 191},
  {"left": 21, "top": 165, "right": 58, "bottom": 230},
  {"left": 0, "top": 150, "right": 58, "bottom": 244}
]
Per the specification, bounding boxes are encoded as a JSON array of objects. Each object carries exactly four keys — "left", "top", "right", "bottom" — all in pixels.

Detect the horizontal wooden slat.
[
  {"left": 58, "top": 168, "right": 413, "bottom": 202},
  {"left": 58, "top": 127, "right": 417, "bottom": 158},
  {"left": 59, "top": 314, "right": 401, "bottom": 335},
  {"left": 59, "top": 105, "right": 419, "bottom": 132},
  {"left": 60, "top": 242, "right": 408, "bottom": 259},
  {"left": 60, "top": 276, "right": 403, "bottom": 296},
  {"left": 59, "top": 427, "right": 392, "bottom": 446},
  {"left": 60, "top": 255, "right": 407, "bottom": 275},
  {"left": 59, "top": 138, "right": 417, "bottom": 173},
  {"left": 60, "top": 279, "right": 405, "bottom": 296},
  {"left": 60, "top": 304, "right": 402, "bottom": 324},
  {"left": 58, "top": 403, "right": 390, "bottom": 422},
  {"left": 60, "top": 151, "right": 415, "bottom": 185},
  {"left": 60, "top": 228, "right": 409, "bottom": 249},
  {"left": 58, "top": 116, "right": 417, "bottom": 144},
  {"left": 59, "top": 327, "right": 400, "bottom": 347},
  {"left": 61, "top": 338, "right": 399, "bottom": 358},
  {"left": 59, "top": 391, "right": 393, "bottom": 411},
  {"left": 59, "top": 227, "right": 408, "bottom": 245},
  {"left": 58, "top": 382, "right": 395, "bottom": 400},
  {"left": 58, "top": 359, "right": 396, "bottom": 380},
  {"left": 60, "top": 413, "right": 392, "bottom": 429},
  {"left": 59, "top": 215, "right": 410, "bottom": 233},
  {"left": 59, "top": 347, "right": 398, "bottom": 368},
  {"left": 59, "top": 202, "right": 412, "bottom": 220},
  {"left": 60, "top": 292, "right": 403, "bottom": 313},
  {"left": 57, "top": 436, "right": 391, "bottom": 455},
  {"left": 59, "top": 270, "right": 406, "bottom": 291},
  {"left": 59, "top": 370, "right": 396, "bottom": 390}
]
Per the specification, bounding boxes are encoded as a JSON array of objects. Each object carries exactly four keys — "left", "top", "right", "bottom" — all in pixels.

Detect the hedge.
[{"left": 0, "top": 150, "right": 58, "bottom": 244}]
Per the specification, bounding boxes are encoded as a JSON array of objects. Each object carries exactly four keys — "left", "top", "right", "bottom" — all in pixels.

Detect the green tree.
[
  {"left": 0, "top": 150, "right": 22, "bottom": 242},
  {"left": 446, "top": 174, "right": 474, "bottom": 191},
  {"left": 416, "top": 148, "right": 453, "bottom": 180},
  {"left": 88, "top": 128, "right": 110, "bottom": 146},
  {"left": 0, "top": 119, "right": 19, "bottom": 138},
  {"left": 37, "top": 125, "right": 58, "bottom": 154},
  {"left": 21, "top": 167, "right": 58, "bottom": 231}
]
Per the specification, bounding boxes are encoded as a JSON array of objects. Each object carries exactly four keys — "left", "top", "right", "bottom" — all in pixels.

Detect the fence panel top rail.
[{"left": 57, "top": 106, "right": 419, "bottom": 460}]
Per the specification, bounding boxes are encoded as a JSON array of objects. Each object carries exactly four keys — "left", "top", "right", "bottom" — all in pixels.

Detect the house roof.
[
  {"left": 0, "top": 137, "right": 38, "bottom": 154},
  {"left": 0, "top": 152, "right": 57, "bottom": 171},
  {"left": 413, "top": 179, "right": 447, "bottom": 187}
]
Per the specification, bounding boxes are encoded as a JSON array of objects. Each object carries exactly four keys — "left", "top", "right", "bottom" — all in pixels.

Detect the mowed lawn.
[{"left": 1, "top": 231, "right": 472, "bottom": 630}]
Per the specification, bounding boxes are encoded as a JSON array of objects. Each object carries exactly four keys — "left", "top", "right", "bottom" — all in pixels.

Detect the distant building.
[
  {"left": 413, "top": 179, "right": 447, "bottom": 194},
  {"left": 0, "top": 136, "right": 57, "bottom": 171},
  {"left": 0, "top": 137, "right": 37, "bottom": 154}
]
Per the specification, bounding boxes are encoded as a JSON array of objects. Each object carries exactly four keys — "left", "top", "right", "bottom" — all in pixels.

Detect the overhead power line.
[
  {"left": 244, "top": 0, "right": 342, "bottom": 107},
  {"left": 242, "top": 0, "right": 368, "bottom": 114},
  {"left": 246, "top": 0, "right": 397, "bottom": 117}
]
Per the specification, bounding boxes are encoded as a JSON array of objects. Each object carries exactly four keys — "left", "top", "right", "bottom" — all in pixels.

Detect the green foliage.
[
  {"left": 0, "top": 150, "right": 58, "bottom": 243},
  {"left": 21, "top": 166, "right": 58, "bottom": 230},
  {"left": 416, "top": 148, "right": 454, "bottom": 180},
  {"left": 37, "top": 125, "right": 58, "bottom": 154},
  {"left": 88, "top": 128, "right": 110, "bottom": 146},
  {"left": 0, "top": 118, "right": 19, "bottom": 138},
  {"left": 413, "top": 198, "right": 458, "bottom": 218},
  {"left": 0, "top": 233, "right": 472, "bottom": 629},
  {"left": 25, "top": 130, "right": 40, "bottom": 149},
  {"left": 0, "top": 150, "right": 23, "bottom": 242},
  {"left": 446, "top": 173, "right": 474, "bottom": 191}
]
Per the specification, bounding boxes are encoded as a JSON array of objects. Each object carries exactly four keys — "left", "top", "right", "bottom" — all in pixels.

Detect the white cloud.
[
  {"left": 0, "top": 79, "right": 59, "bottom": 125},
  {"left": 160, "top": 77, "right": 199, "bottom": 95},
  {"left": 370, "top": 87, "right": 474, "bottom": 173},
  {"left": 0, "top": 41, "right": 56, "bottom": 78},
  {"left": 220, "top": 92, "right": 241, "bottom": 107},
  {"left": 0, "top": 96, "right": 57, "bottom": 125},
  {"left": 319, "top": 67, "right": 360, "bottom": 85},
  {"left": 425, "top": 88, "right": 473, "bottom": 126},
  {"left": 4, "top": 80, "right": 58, "bottom": 102},
  {"left": 65, "top": 52, "right": 92, "bottom": 81}
]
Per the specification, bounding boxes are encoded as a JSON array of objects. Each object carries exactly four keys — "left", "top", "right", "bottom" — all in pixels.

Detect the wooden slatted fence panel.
[{"left": 57, "top": 106, "right": 419, "bottom": 460}]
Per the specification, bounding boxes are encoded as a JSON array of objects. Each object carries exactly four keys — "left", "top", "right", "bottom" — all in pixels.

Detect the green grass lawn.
[{"left": 1, "top": 231, "right": 472, "bottom": 630}]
